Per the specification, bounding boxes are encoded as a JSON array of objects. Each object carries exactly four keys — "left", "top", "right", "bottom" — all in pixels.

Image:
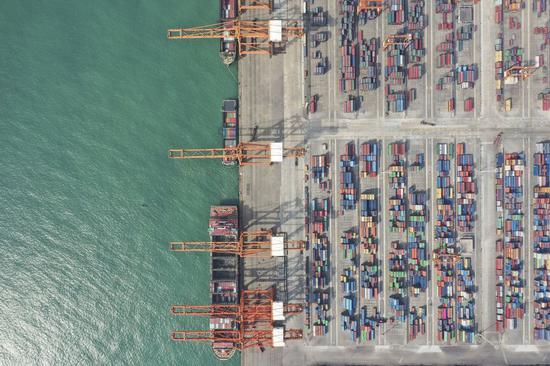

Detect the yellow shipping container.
[
  {"left": 505, "top": 98, "right": 512, "bottom": 112},
  {"left": 495, "top": 51, "right": 503, "bottom": 62}
]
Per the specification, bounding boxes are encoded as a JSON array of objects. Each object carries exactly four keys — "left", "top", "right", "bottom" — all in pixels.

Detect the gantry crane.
[
  {"left": 171, "top": 289, "right": 303, "bottom": 319},
  {"left": 504, "top": 65, "right": 538, "bottom": 81},
  {"left": 171, "top": 288, "right": 303, "bottom": 350},
  {"left": 383, "top": 33, "right": 413, "bottom": 50},
  {"left": 168, "top": 142, "right": 306, "bottom": 166},
  {"left": 167, "top": 20, "right": 304, "bottom": 56},
  {"left": 170, "top": 230, "right": 305, "bottom": 257},
  {"left": 357, "top": 0, "right": 384, "bottom": 14},
  {"left": 432, "top": 251, "right": 461, "bottom": 264},
  {"left": 239, "top": 0, "right": 272, "bottom": 12}
]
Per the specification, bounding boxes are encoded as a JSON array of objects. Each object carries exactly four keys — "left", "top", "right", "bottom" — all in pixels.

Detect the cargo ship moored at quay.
[
  {"left": 220, "top": 0, "right": 237, "bottom": 65},
  {"left": 208, "top": 205, "right": 239, "bottom": 360}
]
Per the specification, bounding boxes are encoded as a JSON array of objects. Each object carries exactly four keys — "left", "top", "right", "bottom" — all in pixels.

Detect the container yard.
[
  {"left": 306, "top": 144, "right": 333, "bottom": 344},
  {"left": 359, "top": 140, "right": 382, "bottom": 344},
  {"left": 533, "top": 141, "right": 550, "bottom": 342},
  {"left": 193, "top": 0, "right": 550, "bottom": 362}
]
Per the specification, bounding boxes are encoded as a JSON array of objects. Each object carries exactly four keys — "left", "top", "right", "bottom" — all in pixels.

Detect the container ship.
[
  {"left": 222, "top": 99, "right": 238, "bottom": 165},
  {"left": 209, "top": 205, "right": 239, "bottom": 360},
  {"left": 220, "top": 0, "right": 237, "bottom": 64}
]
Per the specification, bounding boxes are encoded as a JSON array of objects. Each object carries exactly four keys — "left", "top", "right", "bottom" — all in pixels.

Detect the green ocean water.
[{"left": 0, "top": 1, "right": 238, "bottom": 365}]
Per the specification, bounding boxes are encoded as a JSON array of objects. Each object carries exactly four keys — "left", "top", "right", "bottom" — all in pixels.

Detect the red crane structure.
[
  {"left": 170, "top": 230, "right": 305, "bottom": 257},
  {"left": 168, "top": 142, "right": 305, "bottom": 166},
  {"left": 383, "top": 33, "right": 413, "bottom": 50},
  {"left": 239, "top": 0, "right": 272, "bottom": 12},
  {"left": 171, "top": 288, "right": 303, "bottom": 350},
  {"left": 357, "top": 0, "right": 384, "bottom": 14},
  {"left": 167, "top": 20, "right": 304, "bottom": 56}
]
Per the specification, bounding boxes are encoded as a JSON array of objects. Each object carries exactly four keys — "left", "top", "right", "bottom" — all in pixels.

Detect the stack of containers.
[
  {"left": 409, "top": 32, "right": 426, "bottom": 64},
  {"left": 456, "top": 257, "right": 476, "bottom": 343},
  {"left": 409, "top": 306, "right": 427, "bottom": 340},
  {"left": 495, "top": 34, "right": 504, "bottom": 102},
  {"left": 407, "top": 0, "right": 426, "bottom": 30},
  {"left": 311, "top": 154, "right": 330, "bottom": 189},
  {"left": 390, "top": 294, "right": 407, "bottom": 323},
  {"left": 437, "top": 260, "right": 456, "bottom": 342},
  {"left": 435, "top": 143, "right": 456, "bottom": 255},
  {"left": 410, "top": 153, "right": 425, "bottom": 171},
  {"left": 533, "top": 141, "right": 550, "bottom": 340},
  {"left": 407, "top": 63, "right": 425, "bottom": 80},
  {"left": 533, "top": 0, "right": 548, "bottom": 17},
  {"left": 437, "top": 51, "right": 455, "bottom": 68},
  {"left": 339, "top": 1, "right": 357, "bottom": 93},
  {"left": 388, "top": 142, "right": 407, "bottom": 232},
  {"left": 361, "top": 193, "right": 378, "bottom": 245},
  {"left": 435, "top": 0, "right": 455, "bottom": 13},
  {"left": 311, "top": 198, "right": 330, "bottom": 234},
  {"left": 456, "top": 143, "right": 476, "bottom": 233},
  {"left": 456, "top": 64, "right": 478, "bottom": 88},
  {"left": 503, "top": 47, "right": 524, "bottom": 78},
  {"left": 311, "top": 7, "right": 328, "bottom": 27},
  {"left": 361, "top": 307, "right": 383, "bottom": 341},
  {"left": 503, "top": 152, "right": 525, "bottom": 330},
  {"left": 435, "top": 143, "right": 457, "bottom": 342},
  {"left": 359, "top": 36, "right": 379, "bottom": 91},
  {"left": 496, "top": 153, "right": 505, "bottom": 333},
  {"left": 539, "top": 90, "right": 550, "bottom": 111},
  {"left": 456, "top": 24, "right": 474, "bottom": 52},
  {"left": 464, "top": 97, "right": 475, "bottom": 112},
  {"left": 312, "top": 232, "right": 330, "bottom": 336},
  {"left": 361, "top": 141, "right": 379, "bottom": 177},
  {"left": 408, "top": 189, "right": 428, "bottom": 296},
  {"left": 361, "top": 260, "right": 379, "bottom": 300},
  {"left": 496, "top": 245, "right": 505, "bottom": 332},
  {"left": 496, "top": 153, "right": 505, "bottom": 236},
  {"left": 361, "top": 193, "right": 379, "bottom": 302},
  {"left": 341, "top": 231, "right": 359, "bottom": 260},
  {"left": 341, "top": 266, "right": 359, "bottom": 340},
  {"left": 387, "top": 0, "right": 406, "bottom": 24},
  {"left": 386, "top": 88, "right": 408, "bottom": 112},
  {"left": 495, "top": 4, "right": 503, "bottom": 24},
  {"left": 343, "top": 95, "right": 358, "bottom": 113},
  {"left": 389, "top": 241, "right": 407, "bottom": 298},
  {"left": 340, "top": 142, "right": 357, "bottom": 210},
  {"left": 385, "top": 48, "right": 407, "bottom": 85},
  {"left": 339, "top": 42, "right": 357, "bottom": 92}
]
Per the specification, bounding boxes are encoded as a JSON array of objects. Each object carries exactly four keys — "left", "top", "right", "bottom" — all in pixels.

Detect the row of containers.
[
  {"left": 407, "top": 178, "right": 428, "bottom": 340},
  {"left": 340, "top": 231, "right": 360, "bottom": 341},
  {"left": 311, "top": 153, "right": 330, "bottom": 190},
  {"left": 387, "top": 141, "right": 409, "bottom": 327},
  {"left": 456, "top": 143, "right": 476, "bottom": 232},
  {"left": 434, "top": 0, "right": 456, "bottom": 112},
  {"left": 533, "top": 141, "right": 550, "bottom": 340},
  {"left": 361, "top": 141, "right": 379, "bottom": 177},
  {"left": 339, "top": 0, "right": 358, "bottom": 109},
  {"left": 495, "top": 152, "right": 526, "bottom": 332},
  {"left": 540, "top": 90, "right": 550, "bottom": 111},
  {"left": 435, "top": 143, "right": 459, "bottom": 342},
  {"left": 310, "top": 190, "right": 331, "bottom": 336},
  {"left": 359, "top": 34, "right": 380, "bottom": 92},
  {"left": 389, "top": 241, "right": 408, "bottom": 323},
  {"left": 407, "top": 189, "right": 429, "bottom": 301},
  {"left": 360, "top": 140, "right": 380, "bottom": 341},
  {"left": 388, "top": 142, "right": 407, "bottom": 232},
  {"left": 341, "top": 142, "right": 358, "bottom": 210},
  {"left": 438, "top": 143, "right": 476, "bottom": 344}
]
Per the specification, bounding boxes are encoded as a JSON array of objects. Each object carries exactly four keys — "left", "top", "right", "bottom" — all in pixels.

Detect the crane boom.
[
  {"left": 170, "top": 230, "right": 305, "bottom": 256},
  {"left": 168, "top": 142, "right": 305, "bottom": 166}
]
